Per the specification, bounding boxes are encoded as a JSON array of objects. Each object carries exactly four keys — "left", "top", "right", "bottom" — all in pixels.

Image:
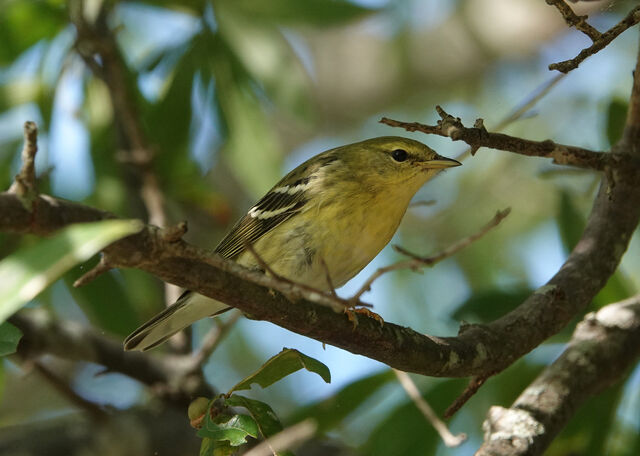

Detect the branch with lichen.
[{"left": 476, "top": 294, "right": 640, "bottom": 456}]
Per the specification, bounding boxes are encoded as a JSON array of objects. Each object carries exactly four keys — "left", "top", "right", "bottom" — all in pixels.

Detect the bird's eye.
[{"left": 392, "top": 149, "right": 408, "bottom": 162}]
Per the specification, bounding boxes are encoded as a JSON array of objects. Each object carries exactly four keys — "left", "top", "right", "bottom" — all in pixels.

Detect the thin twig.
[
  {"left": 381, "top": 106, "right": 631, "bottom": 170},
  {"left": 548, "top": 5, "right": 640, "bottom": 73},
  {"left": 9, "top": 121, "right": 39, "bottom": 209},
  {"left": 73, "top": 256, "right": 112, "bottom": 287},
  {"left": 243, "top": 419, "right": 318, "bottom": 456},
  {"left": 351, "top": 208, "right": 510, "bottom": 301},
  {"left": 546, "top": 0, "right": 601, "bottom": 41},
  {"left": 444, "top": 374, "right": 493, "bottom": 419},
  {"left": 161, "top": 221, "right": 188, "bottom": 242},
  {"left": 394, "top": 370, "right": 466, "bottom": 448}
]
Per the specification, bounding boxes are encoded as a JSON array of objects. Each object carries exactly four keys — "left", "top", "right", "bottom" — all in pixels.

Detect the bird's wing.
[
  {"left": 214, "top": 151, "right": 339, "bottom": 260},
  {"left": 214, "top": 178, "right": 310, "bottom": 259}
]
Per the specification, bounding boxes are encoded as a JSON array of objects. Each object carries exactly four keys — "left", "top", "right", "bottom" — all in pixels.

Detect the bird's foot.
[{"left": 343, "top": 307, "right": 385, "bottom": 328}]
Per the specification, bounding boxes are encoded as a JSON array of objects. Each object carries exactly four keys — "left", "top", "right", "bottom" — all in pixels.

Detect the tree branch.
[
  {"left": 476, "top": 294, "right": 640, "bottom": 456},
  {"left": 2, "top": 149, "right": 639, "bottom": 378},
  {"left": 380, "top": 107, "right": 635, "bottom": 170},
  {"left": 8, "top": 121, "right": 39, "bottom": 210},
  {"left": 10, "top": 309, "right": 214, "bottom": 406},
  {"left": 547, "top": 4, "right": 640, "bottom": 73},
  {"left": 545, "top": 0, "right": 601, "bottom": 42}
]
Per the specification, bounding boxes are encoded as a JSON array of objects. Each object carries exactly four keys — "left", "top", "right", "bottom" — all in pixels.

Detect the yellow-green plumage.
[{"left": 124, "top": 136, "right": 460, "bottom": 351}]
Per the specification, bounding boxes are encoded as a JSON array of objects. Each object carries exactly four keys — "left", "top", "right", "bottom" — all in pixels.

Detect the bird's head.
[{"left": 336, "top": 136, "right": 461, "bottom": 193}]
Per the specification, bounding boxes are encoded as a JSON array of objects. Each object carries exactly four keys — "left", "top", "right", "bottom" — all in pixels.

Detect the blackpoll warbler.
[{"left": 124, "top": 136, "right": 460, "bottom": 351}]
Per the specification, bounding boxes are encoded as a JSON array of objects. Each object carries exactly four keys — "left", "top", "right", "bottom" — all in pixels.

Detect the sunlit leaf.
[
  {"left": 229, "top": 348, "right": 331, "bottom": 394},
  {"left": 0, "top": 322, "right": 22, "bottom": 356},
  {"left": 0, "top": 219, "right": 143, "bottom": 323}
]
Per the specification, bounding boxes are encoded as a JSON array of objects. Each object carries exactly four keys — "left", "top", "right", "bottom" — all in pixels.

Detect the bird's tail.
[{"left": 123, "top": 292, "right": 231, "bottom": 351}]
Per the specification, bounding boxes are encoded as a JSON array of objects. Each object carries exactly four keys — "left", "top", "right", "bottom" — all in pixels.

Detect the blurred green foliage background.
[{"left": 1, "top": 0, "right": 639, "bottom": 454}]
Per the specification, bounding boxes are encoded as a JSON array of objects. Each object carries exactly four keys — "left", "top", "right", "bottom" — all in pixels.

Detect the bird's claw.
[{"left": 343, "top": 307, "right": 385, "bottom": 329}]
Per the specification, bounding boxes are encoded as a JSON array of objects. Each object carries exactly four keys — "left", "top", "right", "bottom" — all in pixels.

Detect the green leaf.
[
  {"left": 289, "top": 370, "right": 395, "bottom": 432},
  {"left": 197, "top": 414, "right": 259, "bottom": 446},
  {"left": 226, "top": 395, "right": 284, "bottom": 438},
  {"left": 229, "top": 348, "right": 331, "bottom": 394},
  {"left": 0, "top": 219, "right": 143, "bottom": 323},
  {"left": 224, "top": 396, "right": 295, "bottom": 456},
  {"left": 223, "top": 0, "right": 374, "bottom": 26},
  {"left": 199, "top": 437, "right": 216, "bottom": 456},
  {"left": 606, "top": 98, "right": 628, "bottom": 146},
  {"left": 0, "top": 322, "right": 22, "bottom": 356}
]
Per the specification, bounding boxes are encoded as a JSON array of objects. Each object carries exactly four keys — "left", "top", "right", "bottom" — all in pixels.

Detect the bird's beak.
[{"left": 424, "top": 156, "right": 462, "bottom": 169}]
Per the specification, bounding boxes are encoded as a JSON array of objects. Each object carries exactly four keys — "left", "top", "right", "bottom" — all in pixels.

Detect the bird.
[{"left": 124, "top": 136, "right": 461, "bottom": 351}]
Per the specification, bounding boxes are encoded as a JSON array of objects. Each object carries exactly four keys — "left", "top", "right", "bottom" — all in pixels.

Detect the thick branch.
[
  {"left": 2, "top": 156, "right": 639, "bottom": 377},
  {"left": 380, "top": 107, "right": 634, "bottom": 170},
  {"left": 477, "top": 294, "right": 640, "bottom": 456}
]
